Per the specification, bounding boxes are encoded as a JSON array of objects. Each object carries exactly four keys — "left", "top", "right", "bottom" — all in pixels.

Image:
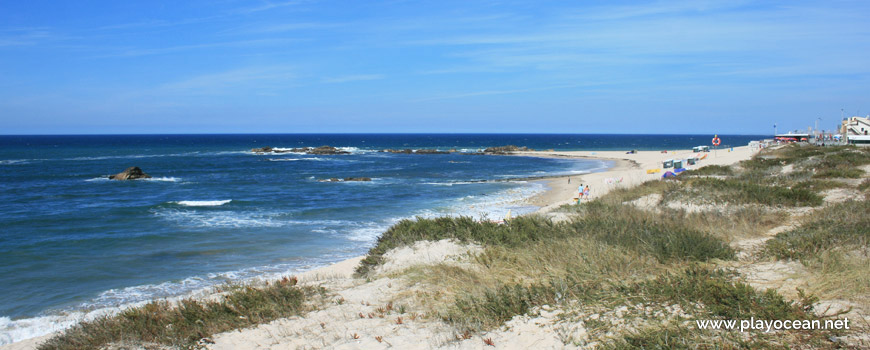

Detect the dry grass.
[
  {"left": 805, "top": 249, "right": 870, "bottom": 304},
  {"left": 39, "top": 278, "right": 325, "bottom": 350}
]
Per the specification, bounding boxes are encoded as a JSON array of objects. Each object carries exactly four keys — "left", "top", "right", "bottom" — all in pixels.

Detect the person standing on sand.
[
  {"left": 584, "top": 185, "right": 590, "bottom": 200},
  {"left": 578, "top": 184, "right": 584, "bottom": 199}
]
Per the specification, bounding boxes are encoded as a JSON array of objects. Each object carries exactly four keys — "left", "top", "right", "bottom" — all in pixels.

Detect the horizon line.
[{"left": 0, "top": 132, "right": 772, "bottom": 137}]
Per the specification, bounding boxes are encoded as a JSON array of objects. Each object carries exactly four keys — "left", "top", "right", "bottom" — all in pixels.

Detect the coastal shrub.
[
  {"left": 39, "top": 280, "right": 323, "bottom": 350},
  {"left": 859, "top": 178, "right": 870, "bottom": 191},
  {"left": 355, "top": 216, "right": 566, "bottom": 275},
  {"left": 624, "top": 266, "right": 812, "bottom": 320},
  {"left": 673, "top": 206, "right": 786, "bottom": 242},
  {"left": 812, "top": 166, "right": 865, "bottom": 179},
  {"left": 570, "top": 203, "right": 734, "bottom": 263},
  {"left": 680, "top": 177, "right": 823, "bottom": 207},
  {"left": 448, "top": 282, "right": 562, "bottom": 330},
  {"left": 683, "top": 164, "right": 734, "bottom": 176},
  {"left": 739, "top": 155, "right": 783, "bottom": 171},
  {"left": 791, "top": 179, "right": 848, "bottom": 193},
  {"left": 763, "top": 200, "right": 870, "bottom": 261},
  {"left": 589, "top": 179, "right": 681, "bottom": 205},
  {"left": 358, "top": 203, "right": 733, "bottom": 276}
]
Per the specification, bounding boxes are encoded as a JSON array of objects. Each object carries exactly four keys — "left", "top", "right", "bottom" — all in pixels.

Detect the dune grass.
[
  {"left": 763, "top": 200, "right": 869, "bottom": 261},
  {"left": 675, "top": 177, "right": 823, "bottom": 207},
  {"left": 39, "top": 278, "right": 324, "bottom": 350},
  {"left": 683, "top": 164, "right": 735, "bottom": 176},
  {"left": 357, "top": 205, "right": 733, "bottom": 277}
]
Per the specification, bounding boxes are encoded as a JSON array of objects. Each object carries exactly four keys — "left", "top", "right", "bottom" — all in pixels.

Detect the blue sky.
[{"left": 1, "top": 0, "right": 868, "bottom": 134}]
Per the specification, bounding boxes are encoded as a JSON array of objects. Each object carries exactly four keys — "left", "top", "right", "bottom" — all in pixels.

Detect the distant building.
[{"left": 841, "top": 116, "right": 870, "bottom": 144}]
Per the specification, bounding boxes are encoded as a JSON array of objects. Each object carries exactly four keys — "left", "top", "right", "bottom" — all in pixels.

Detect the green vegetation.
[
  {"left": 569, "top": 203, "right": 734, "bottom": 262},
  {"left": 358, "top": 144, "right": 868, "bottom": 348},
  {"left": 357, "top": 205, "right": 732, "bottom": 276},
  {"left": 683, "top": 164, "right": 734, "bottom": 176},
  {"left": 674, "top": 177, "right": 823, "bottom": 207},
  {"left": 39, "top": 278, "right": 324, "bottom": 350},
  {"left": 44, "top": 144, "right": 867, "bottom": 349},
  {"left": 763, "top": 200, "right": 869, "bottom": 260},
  {"left": 625, "top": 266, "right": 813, "bottom": 320}
]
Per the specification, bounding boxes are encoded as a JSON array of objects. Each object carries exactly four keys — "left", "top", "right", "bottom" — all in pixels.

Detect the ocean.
[{"left": 0, "top": 134, "right": 764, "bottom": 344}]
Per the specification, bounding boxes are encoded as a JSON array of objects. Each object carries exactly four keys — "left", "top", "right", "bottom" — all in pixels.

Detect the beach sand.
[
  {"left": 2, "top": 146, "right": 762, "bottom": 350},
  {"left": 522, "top": 146, "right": 758, "bottom": 213}
]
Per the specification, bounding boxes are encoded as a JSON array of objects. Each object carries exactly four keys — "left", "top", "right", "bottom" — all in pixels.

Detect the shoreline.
[
  {"left": 1, "top": 145, "right": 761, "bottom": 349},
  {"left": 517, "top": 146, "right": 759, "bottom": 213}
]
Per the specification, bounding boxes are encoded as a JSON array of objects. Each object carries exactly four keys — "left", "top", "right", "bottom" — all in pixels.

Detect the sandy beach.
[
  {"left": 522, "top": 146, "right": 759, "bottom": 213},
  {"left": 2, "top": 146, "right": 764, "bottom": 350}
]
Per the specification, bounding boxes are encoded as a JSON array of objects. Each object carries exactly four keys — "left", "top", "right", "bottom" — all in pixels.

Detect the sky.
[{"left": 1, "top": 0, "right": 868, "bottom": 135}]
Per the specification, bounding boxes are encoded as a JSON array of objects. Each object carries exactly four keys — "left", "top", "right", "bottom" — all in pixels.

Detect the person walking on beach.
[
  {"left": 583, "top": 185, "right": 590, "bottom": 200},
  {"left": 578, "top": 184, "right": 584, "bottom": 200}
]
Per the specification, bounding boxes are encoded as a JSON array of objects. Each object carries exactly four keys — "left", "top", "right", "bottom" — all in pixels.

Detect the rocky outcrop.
[
  {"left": 108, "top": 167, "right": 152, "bottom": 180},
  {"left": 307, "top": 146, "right": 350, "bottom": 155},
  {"left": 251, "top": 146, "right": 275, "bottom": 153},
  {"left": 483, "top": 145, "right": 534, "bottom": 154},
  {"left": 318, "top": 177, "right": 372, "bottom": 182},
  {"left": 381, "top": 149, "right": 414, "bottom": 154}
]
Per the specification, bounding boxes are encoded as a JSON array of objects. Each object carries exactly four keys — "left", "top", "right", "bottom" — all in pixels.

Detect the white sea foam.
[
  {"left": 154, "top": 210, "right": 283, "bottom": 228},
  {"left": 0, "top": 159, "right": 28, "bottom": 165},
  {"left": 84, "top": 177, "right": 110, "bottom": 182},
  {"left": 86, "top": 176, "right": 181, "bottom": 182},
  {"left": 0, "top": 257, "right": 342, "bottom": 345},
  {"left": 144, "top": 177, "right": 181, "bottom": 182},
  {"left": 174, "top": 200, "right": 232, "bottom": 207},
  {"left": 422, "top": 181, "right": 478, "bottom": 186}
]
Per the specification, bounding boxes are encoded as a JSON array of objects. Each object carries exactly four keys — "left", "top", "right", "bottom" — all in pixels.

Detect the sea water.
[{"left": 0, "top": 134, "right": 763, "bottom": 344}]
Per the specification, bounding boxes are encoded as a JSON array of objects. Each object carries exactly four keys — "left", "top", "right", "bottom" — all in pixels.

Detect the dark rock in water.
[
  {"left": 318, "top": 177, "right": 372, "bottom": 182},
  {"left": 251, "top": 146, "right": 274, "bottom": 153},
  {"left": 381, "top": 149, "right": 414, "bottom": 154},
  {"left": 308, "top": 146, "right": 350, "bottom": 155},
  {"left": 345, "top": 177, "right": 372, "bottom": 182},
  {"left": 108, "top": 166, "right": 152, "bottom": 180},
  {"left": 414, "top": 149, "right": 450, "bottom": 154},
  {"left": 483, "top": 145, "right": 534, "bottom": 154},
  {"left": 251, "top": 146, "right": 295, "bottom": 154}
]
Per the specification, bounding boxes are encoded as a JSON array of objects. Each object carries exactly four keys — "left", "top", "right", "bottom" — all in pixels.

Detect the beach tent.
[
  {"left": 662, "top": 171, "right": 676, "bottom": 178},
  {"left": 674, "top": 168, "right": 686, "bottom": 173}
]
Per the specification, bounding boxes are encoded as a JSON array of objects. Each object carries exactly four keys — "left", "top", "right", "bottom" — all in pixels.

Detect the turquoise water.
[{"left": 0, "top": 133, "right": 763, "bottom": 343}]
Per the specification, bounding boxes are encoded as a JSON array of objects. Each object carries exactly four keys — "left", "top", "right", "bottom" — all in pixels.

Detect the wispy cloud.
[
  {"left": 0, "top": 27, "right": 66, "bottom": 47},
  {"left": 412, "top": 83, "right": 597, "bottom": 103},
  {"left": 321, "top": 74, "right": 384, "bottom": 83},
  {"left": 96, "top": 38, "right": 300, "bottom": 58},
  {"left": 159, "top": 66, "right": 298, "bottom": 95},
  {"left": 233, "top": 0, "right": 310, "bottom": 14}
]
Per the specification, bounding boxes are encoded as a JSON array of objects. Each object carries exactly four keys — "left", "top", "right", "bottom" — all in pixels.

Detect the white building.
[{"left": 841, "top": 116, "right": 870, "bottom": 144}]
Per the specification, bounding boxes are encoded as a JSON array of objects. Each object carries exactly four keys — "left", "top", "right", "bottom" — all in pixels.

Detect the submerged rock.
[
  {"left": 307, "top": 146, "right": 350, "bottom": 155},
  {"left": 108, "top": 166, "right": 152, "bottom": 180},
  {"left": 381, "top": 149, "right": 414, "bottom": 154},
  {"left": 483, "top": 145, "right": 534, "bottom": 154}
]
